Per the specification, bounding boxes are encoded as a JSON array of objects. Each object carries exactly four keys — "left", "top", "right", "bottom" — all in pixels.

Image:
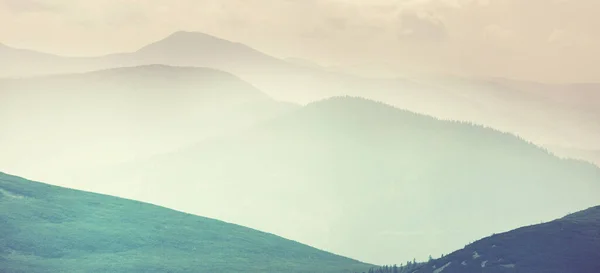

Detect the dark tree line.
[{"left": 355, "top": 260, "right": 426, "bottom": 273}]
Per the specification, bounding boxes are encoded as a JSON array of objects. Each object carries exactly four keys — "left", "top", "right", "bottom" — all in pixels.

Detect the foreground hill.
[
  {"left": 417, "top": 206, "right": 600, "bottom": 273},
  {"left": 89, "top": 96, "right": 600, "bottom": 264},
  {"left": 0, "top": 172, "right": 370, "bottom": 273},
  {"left": 0, "top": 65, "right": 297, "bottom": 185}
]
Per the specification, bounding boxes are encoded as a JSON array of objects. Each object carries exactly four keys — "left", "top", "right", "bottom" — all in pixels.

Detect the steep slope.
[
  {"left": 0, "top": 172, "right": 370, "bottom": 273},
  {"left": 416, "top": 206, "right": 600, "bottom": 273},
  {"left": 88, "top": 96, "right": 600, "bottom": 264},
  {"left": 0, "top": 65, "right": 297, "bottom": 186}
]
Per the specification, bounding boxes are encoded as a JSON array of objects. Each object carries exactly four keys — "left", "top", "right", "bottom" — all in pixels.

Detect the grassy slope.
[{"left": 0, "top": 172, "right": 370, "bottom": 273}]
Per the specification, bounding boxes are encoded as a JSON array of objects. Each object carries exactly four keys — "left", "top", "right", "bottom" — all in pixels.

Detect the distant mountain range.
[
  {"left": 0, "top": 31, "right": 331, "bottom": 101},
  {"left": 1, "top": 31, "right": 598, "bottom": 167},
  {"left": 0, "top": 65, "right": 297, "bottom": 184},
  {"left": 2, "top": 31, "right": 600, "bottom": 264},
  {"left": 82, "top": 96, "right": 600, "bottom": 263},
  {"left": 416, "top": 206, "right": 600, "bottom": 273},
  {"left": 413, "top": 76, "right": 600, "bottom": 151},
  {"left": 0, "top": 171, "right": 370, "bottom": 273}
]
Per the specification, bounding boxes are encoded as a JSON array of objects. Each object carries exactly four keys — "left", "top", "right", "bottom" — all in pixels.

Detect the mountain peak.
[
  {"left": 151, "top": 30, "right": 238, "bottom": 48},
  {"left": 135, "top": 30, "right": 259, "bottom": 57},
  {"left": 304, "top": 96, "right": 420, "bottom": 118},
  {"left": 166, "top": 31, "right": 226, "bottom": 41},
  {"left": 134, "top": 30, "right": 281, "bottom": 67}
]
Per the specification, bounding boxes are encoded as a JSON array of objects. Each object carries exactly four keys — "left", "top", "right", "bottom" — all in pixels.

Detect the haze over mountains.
[
  {"left": 3, "top": 0, "right": 600, "bottom": 270},
  {"left": 1, "top": 31, "right": 599, "bottom": 167},
  {"left": 0, "top": 64, "right": 296, "bottom": 183},
  {"left": 73, "top": 97, "right": 600, "bottom": 263},
  {"left": 1, "top": 29, "right": 600, "bottom": 269}
]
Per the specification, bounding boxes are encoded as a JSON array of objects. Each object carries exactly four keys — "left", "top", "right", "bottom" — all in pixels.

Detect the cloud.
[
  {"left": 548, "top": 29, "right": 569, "bottom": 46},
  {"left": 397, "top": 11, "right": 447, "bottom": 43},
  {"left": 0, "top": 0, "right": 57, "bottom": 13},
  {"left": 0, "top": 0, "right": 599, "bottom": 81},
  {"left": 547, "top": 28, "right": 593, "bottom": 50},
  {"left": 483, "top": 24, "right": 514, "bottom": 41}
]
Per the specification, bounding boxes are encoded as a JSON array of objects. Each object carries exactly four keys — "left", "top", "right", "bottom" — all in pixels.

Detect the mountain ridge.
[
  {"left": 0, "top": 64, "right": 298, "bottom": 186},
  {"left": 561, "top": 206, "right": 600, "bottom": 223},
  {"left": 417, "top": 206, "right": 600, "bottom": 273},
  {"left": 127, "top": 31, "right": 296, "bottom": 77}
]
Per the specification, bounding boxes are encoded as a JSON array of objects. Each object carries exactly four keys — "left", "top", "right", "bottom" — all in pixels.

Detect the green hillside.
[{"left": 0, "top": 172, "right": 370, "bottom": 273}]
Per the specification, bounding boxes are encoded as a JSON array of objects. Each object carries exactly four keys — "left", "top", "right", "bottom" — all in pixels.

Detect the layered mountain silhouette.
[
  {"left": 0, "top": 171, "right": 370, "bottom": 273},
  {"left": 85, "top": 97, "right": 600, "bottom": 264},
  {"left": 0, "top": 43, "right": 119, "bottom": 78},
  {"left": 0, "top": 65, "right": 297, "bottom": 184},
  {"left": 0, "top": 32, "right": 328, "bottom": 101},
  {"left": 2, "top": 31, "right": 598, "bottom": 167},
  {"left": 413, "top": 76, "right": 600, "bottom": 153},
  {"left": 2, "top": 31, "right": 600, "bottom": 269},
  {"left": 416, "top": 206, "right": 600, "bottom": 273},
  {"left": 134, "top": 31, "right": 288, "bottom": 71}
]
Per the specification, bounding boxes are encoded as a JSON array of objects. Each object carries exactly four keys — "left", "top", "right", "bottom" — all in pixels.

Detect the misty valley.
[{"left": 1, "top": 2, "right": 600, "bottom": 272}]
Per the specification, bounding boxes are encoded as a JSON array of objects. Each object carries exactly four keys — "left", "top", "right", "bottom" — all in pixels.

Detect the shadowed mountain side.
[
  {"left": 416, "top": 206, "right": 600, "bottom": 273},
  {"left": 0, "top": 65, "right": 298, "bottom": 185},
  {"left": 86, "top": 96, "right": 600, "bottom": 264},
  {"left": 0, "top": 172, "right": 371, "bottom": 273}
]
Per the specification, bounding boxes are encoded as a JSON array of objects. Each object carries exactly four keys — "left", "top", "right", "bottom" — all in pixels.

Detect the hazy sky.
[{"left": 1, "top": 0, "right": 599, "bottom": 81}]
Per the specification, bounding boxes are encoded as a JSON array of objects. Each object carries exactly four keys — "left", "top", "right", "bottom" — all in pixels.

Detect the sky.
[{"left": 1, "top": 0, "right": 599, "bottom": 82}]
